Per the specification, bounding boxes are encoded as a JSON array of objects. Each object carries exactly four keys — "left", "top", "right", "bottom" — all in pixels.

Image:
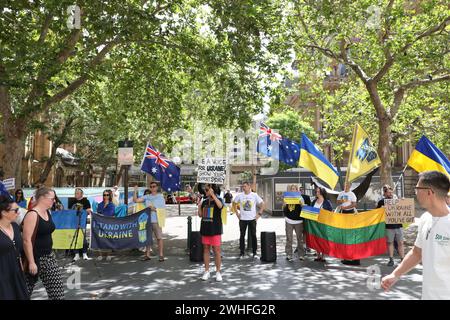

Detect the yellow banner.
[
  {"left": 156, "top": 208, "right": 166, "bottom": 228},
  {"left": 346, "top": 124, "right": 381, "bottom": 183},
  {"left": 52, "top": 230, "right": 84, "bottom": 249},
  {"left": 284, "top": 198, "right": 303, "bottom": 205},
  {"left": 221, "top": 207, "right": 227, "bottom": 225}
]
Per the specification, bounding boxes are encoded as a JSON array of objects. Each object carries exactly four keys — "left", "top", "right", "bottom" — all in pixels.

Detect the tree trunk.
[
  {"left": 365, "top": 81, "right": 393, "bottom": 187},
  {"left": 37, "top": 145, "right": 57, "bottom": 185},
  {"left": 98, "top": 165, "right": 107, "bottom": 187},
  {"left": 1, "top": 77, "right": 27, "bottom": 187},
  {"left": 378, "top": 116, "right": 393, "bottom": 187},
  {"left": 1, "top": 129, "right": 26, "bottom": 187}
]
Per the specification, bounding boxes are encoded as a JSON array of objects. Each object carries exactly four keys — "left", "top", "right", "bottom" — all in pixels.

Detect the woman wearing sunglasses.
[
  {"left": 198, "top": 184, "right": 224, "bottom": 282},
  {"left": 97, "top": 189, "right": 116, "bottom": 217},
  {"left": 0, "top": 195, "right": 29, "bottom": 300},
  {"left": 96, "top": 189, "right": 116, "bottom": 261},
  {"left": 14, "top": 189, "right": 27, "bottom": 209}
]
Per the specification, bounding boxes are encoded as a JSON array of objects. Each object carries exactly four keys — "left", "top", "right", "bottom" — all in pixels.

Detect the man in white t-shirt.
[
  {"left": 337, "top": 182, "right": 357, "bottom": 213},
  {"left": 337, "top": 182, "right": 359, "bottom": 265},
  {"left": 381, "top": 170, "right": 450, "bottom": 299},
  {"left": 233, "top": 181, "right": 265, "bottom": 259}
]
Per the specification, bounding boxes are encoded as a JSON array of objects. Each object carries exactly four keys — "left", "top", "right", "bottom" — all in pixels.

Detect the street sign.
[
  {"left": 118, "top": 140, "right": 134, "bottom": 166},
  {"left": 2, "top": 178, "right": 15, "bottom": 190}
]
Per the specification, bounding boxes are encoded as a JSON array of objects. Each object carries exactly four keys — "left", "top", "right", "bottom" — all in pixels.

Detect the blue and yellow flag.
[
  {"left": 346, "top": 124, "right": 381, "bottom": 183},
  {"left": 51, "top": 210, "right": 87, "bottom": 249},
  {"left": 407, "top": 136, "right": 450, "bottom": 177},
  {"left": 300, "top": 206, "right": 320, "bottom": 221},
  {"left": 299, "top": 133, "right": 339, "bottom": 189},
  {"left": 283, "top": 192, "right": 305, "bottom": 205}
]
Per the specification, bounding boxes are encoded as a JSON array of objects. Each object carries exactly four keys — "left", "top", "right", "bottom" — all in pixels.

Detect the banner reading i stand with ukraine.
[{"left": 91, "top": 208, "right": 152, "bottom": 250}]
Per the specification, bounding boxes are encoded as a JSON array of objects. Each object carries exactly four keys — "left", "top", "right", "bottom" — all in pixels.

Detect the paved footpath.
[{"left": 32, "top": 205, "right": 422, "bottom": 300}]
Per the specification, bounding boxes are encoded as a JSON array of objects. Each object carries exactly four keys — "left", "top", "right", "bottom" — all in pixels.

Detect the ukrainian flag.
[
  {"left": 51, "top": 210, "right": 87, "bottom": 250},
  {"left": 283, "top": 192, "right": 305, "bottom": 205},
  {"left": 407, "top": 136, "right": 450, "bottom": 177},
  {"left": 299, "top": 133, "right": 339, "bottom": 189},
  {"left": 300, "top": 206, "right": 320, "bottom": 221}
]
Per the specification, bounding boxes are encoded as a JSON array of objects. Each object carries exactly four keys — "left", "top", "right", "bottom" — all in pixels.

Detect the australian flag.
[
  {"left": 257, "top": 122, "right": 300, "bottom": 166},
  {"left": 141, "top": 144, "right": 181, "bottom": 193}
]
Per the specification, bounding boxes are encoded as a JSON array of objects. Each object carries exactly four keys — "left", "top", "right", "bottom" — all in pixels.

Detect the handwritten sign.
[
  {"left": 197, "top": 158, "right": 227, "bottom": 184},
  {"left": 2, "top": 178, "right": 15, "bottom": 190},
  {"left": 384, "top": 198, "right": 415, "bottom": 224}
]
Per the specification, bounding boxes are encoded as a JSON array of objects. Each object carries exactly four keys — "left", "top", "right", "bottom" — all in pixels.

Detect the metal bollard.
[{"left": 187, "top": 216, "right": 192, "bottom": 252}]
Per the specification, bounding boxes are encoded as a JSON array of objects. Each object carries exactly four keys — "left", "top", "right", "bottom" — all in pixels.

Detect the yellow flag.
[
  {"left": 221, "top": 207, "right": 228, "bottom": 225},
  {"left": 156, "top": 208, "right": 166, "bottom": 228},
  {"left": 346, "top": 124, "right": 381, "bottom": 183}
]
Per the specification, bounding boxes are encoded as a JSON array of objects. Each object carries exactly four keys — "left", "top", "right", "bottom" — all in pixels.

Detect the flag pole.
[
  {"left": 345, "top": 124, "right": 358, "bottom": 186},
  {"left": 393, "top": 164, "right": 408, "bottom": 191}
]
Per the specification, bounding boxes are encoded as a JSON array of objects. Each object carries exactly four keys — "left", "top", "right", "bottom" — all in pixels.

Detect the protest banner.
[
  {"left": 91, "top": 208, "right": 151, "bottom": 250},
  {"left": 197, "top": 158, "right": 227, "bottom": 184},
  {"left": 384, "top": 198, "right": 415, "bottom": 224}
]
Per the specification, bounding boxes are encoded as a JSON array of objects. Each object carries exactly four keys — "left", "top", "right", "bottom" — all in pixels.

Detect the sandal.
[
  {"left": 159, "top": 256, "right": 165, "bottom": 262},
  {"left": 140, "top": 255, "right": 151, "bottom": 261}
]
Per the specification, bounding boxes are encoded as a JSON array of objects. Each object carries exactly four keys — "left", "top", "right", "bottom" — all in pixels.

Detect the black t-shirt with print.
[
  {"left": 200, "top": 197, "right": 224, "bottom": 236},
  {"left": 69, "top": 197, "right": 91, "bottom": 210}
]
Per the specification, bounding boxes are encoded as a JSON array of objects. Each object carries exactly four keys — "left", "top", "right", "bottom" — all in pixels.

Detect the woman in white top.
[{"left": 311, "top": 187, "right": 333, "bottom": 262}]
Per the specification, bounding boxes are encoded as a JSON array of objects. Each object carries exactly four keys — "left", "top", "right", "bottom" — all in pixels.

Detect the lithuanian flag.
[{"left": 304, "top": 208, "right": 387, "bottom": 260}]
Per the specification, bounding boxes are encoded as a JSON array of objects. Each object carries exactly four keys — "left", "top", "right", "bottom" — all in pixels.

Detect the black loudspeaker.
[
  {"left": 190, "top": 231, "right": 203, "bottom": 262},
  {"left": 260, "top": 231, "right": 276, "bottom": 262}
]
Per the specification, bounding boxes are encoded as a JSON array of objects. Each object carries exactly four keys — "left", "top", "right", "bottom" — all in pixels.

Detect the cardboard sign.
[
  {"left": 197, "top": 158, "right": 227, "bottom": 184},
  {"left": 2, "top": 178, "right": 15, "bottom": 190},
  {"left": 118, "top": 147, "right": 134, "bottom": 165},
  {"left": 384, "top": 198, "right": 415, "bottom": 224}
]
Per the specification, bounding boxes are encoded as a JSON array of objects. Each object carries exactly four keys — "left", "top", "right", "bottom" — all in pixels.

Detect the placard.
[
  {"left": 2, "top": 178, "right": 15, "bottom": 190},
  {"left": 384, "top": 198, "right": 415, "bottom": 224},
  {"left": 197, "top": 158, "right": 227, "bottom": 184}
]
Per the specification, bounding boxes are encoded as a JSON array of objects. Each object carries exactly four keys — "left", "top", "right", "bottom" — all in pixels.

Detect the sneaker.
[
  {"left": 73, "top": 253, "right": 80, "bottom": 262},
  {"left": 83, "top": 253, "right": 91, "bottom": 261},
  {"left": 97, "top": 256, "right": 103, "bottom": 261},
  {"left": 201, "top": 271, "right": 210, "bottom": 281},
  {"left": 299, "top": 256, "right": 305, "bottom": 261},
  {"left": 387, "top": 258, "right": 394, "bottom": 267},
  {"left": 106, "top": 255, "right": 113, "bottom": 261},
  {"left": 286, "top": 255, "right": 293, "bottom": 262},
  {"left": 216, "top": 272, "right": 223, "bottom": 282},
  {"left": 252, "top": 254, "right": 259, "bottom": 260},
  {"left": 238, "top": 254, "right": 245, "bottom": 260}
]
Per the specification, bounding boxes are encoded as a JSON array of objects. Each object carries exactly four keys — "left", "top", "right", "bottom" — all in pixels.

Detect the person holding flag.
[
  {"left": 133, "top": 182, "right": 165, "bottom": 262},
  {"left": 138, "top": 143, "right": 181, "bottom": 261}
]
